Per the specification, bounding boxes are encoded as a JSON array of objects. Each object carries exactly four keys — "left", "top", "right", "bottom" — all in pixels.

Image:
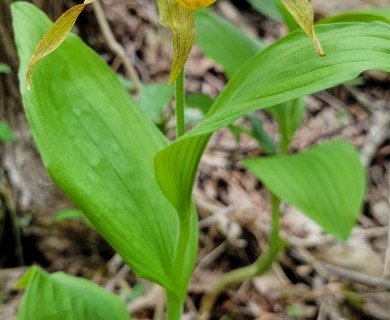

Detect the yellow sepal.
[{"left": 175, "top": 0, "right": 217, "bottom": 10}]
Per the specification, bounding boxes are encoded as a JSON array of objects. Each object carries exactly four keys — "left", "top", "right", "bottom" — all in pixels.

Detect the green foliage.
[
  {"left": 319, "top": 9, "right": 390, "bottom": 24},
  {"left": 195, "top": 9, "right": 264, "bottom": 78},
  {"left": 54, "top": 208, "right": 89, "bottom": 223},
  {"left": 247, "top": 0, "right": 300, "bottom": 30},
  {"left": 138, "top": 83, "right": 173, "bottom": 121},
  {"left": 245, "top": 114, "right": 276, "bottom": 154},
  {"left": 155, "top": 22, "right": 390, "bottom": 231},
  {"left": 12, "top": 0, "right": 390, "bottom": 318},
  {"left": 244, "top": 141, "right": 365, "bottom": 240},
  {"left": 267, "top": 98, "right": 305, "bottom": 153},
  {"left": 0, "top": 121, "right": 14, "bottom": 142},
  {"left": 0, "top": 63, "right": 11, "bottom": 74},
  {"left": 186, "top": 93, "right": 213, "bottom": 114},
  {"left": 12, "top": 2, "right": 197, "bottom": 297},
  {"left": 16, "top": 266, "right": 130, "bottom": 320},
  {"left": 247, "top": 0, "right": 284, "bottom": 22}
]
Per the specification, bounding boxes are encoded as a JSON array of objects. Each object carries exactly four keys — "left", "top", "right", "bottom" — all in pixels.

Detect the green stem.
[
  {"left": 200, "top": 192, "right": 285, "bottom": 315},
  {"left": 167, "top": 216, "right": 191, "bottom": 319},
  {"left": 175, "top": 68, "right": 185, "bottom": 138},
  {"left": 167, "top": 67, "right": 188, "bottom": 320},
  {"left": 166, "top": 290, "right": 183, "bottom": 320}
]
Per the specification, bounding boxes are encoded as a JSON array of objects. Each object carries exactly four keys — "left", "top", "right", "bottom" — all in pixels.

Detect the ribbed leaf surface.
[
  {"left": 13, "top": 2, "right": 198, "bottom": 291},
  {"left": 155, "top": 22, "right": 390, "bottom": 220},
  {"left": 244, "top": 141, "right": 365, "bottom": 239},
  {"left": 17, "top": 266, "right": 130, "bottom": 320}
]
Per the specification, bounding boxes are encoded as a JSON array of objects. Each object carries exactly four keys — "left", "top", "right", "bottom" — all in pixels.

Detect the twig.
[
  {"left": 313, "top": 276, "right": 346, "bottom": 320},
  {"left": 360, "top": 106, "right": 390, "bottom": 167},
  {"left": 343, "top": 84, "right": 390, "bottom": 166},
  {"left": 292, "top": 247, "right": 390, "bottom": 290},
  {"left": 196, "top": 241, "right": 228, "bottom": 270},
  {"left": 104, "top": 264, "right": 130, "bottom": 291},
  {"left": 92, "top": 0, "right": 142, "bottom": 91}
]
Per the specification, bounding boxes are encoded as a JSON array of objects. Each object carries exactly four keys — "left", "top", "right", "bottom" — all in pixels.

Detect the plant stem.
[
  {"left": 175, "top": 68, "right": 185, "bottom": 138},
  {"left": 200, "top": 192, "right": 285, "bottom": 316},
  {"left": 92, "top": 0, "right": 142, "bottom": 91},
  {"left": 167, "top": 216, "right": 191, "bottom": 319},
  {"left": 166, "top": 290, "right": 183, "bottom": 320},
  {"left": 166, "top": 67, "right": 188, "bottom": 320}
]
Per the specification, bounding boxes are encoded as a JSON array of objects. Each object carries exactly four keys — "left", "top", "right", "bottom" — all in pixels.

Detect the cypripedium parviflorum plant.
[{"left": 12, "top": 0, "right": 390, "bottom": 319}]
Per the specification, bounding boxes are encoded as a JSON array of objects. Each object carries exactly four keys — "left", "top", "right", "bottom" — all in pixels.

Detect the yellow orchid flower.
[{"left": 175, "top": 0, "right": 217, "bottom": 10}]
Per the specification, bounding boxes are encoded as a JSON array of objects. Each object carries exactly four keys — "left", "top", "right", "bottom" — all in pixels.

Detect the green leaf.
[
  {"left": 267, "top": 98, "right": 305, "bottom": 152},
  {"left": 17, "top": 266, "right": 130, "bottom": 320},
  {"left": 12, "top": 2, "right": 198, "bottom": 292},
  {"left": 246, "top": 114, "right": 276, "bottom": 155},
  {"left": 54, "top": 208, "right": 89, "bottom": 223},
  {"left": 195, "top": 9, "right": 265, "bottom": 78},
  {"left": 319, "top": 9, "right": 390, "bottom": 24},
  {"left": 247, "top": 0, "right": 284, "bottom": 22},
  {"left": 117, "top": 74, "right": 136, "bottom": 91},
  {"left": 0, "top": 121, "right": 14, "bottom": 142},
  {"left": 138, "top": 83, "right": 173, "bottom": 120},
  {"left": 154, "top": 22, "right": 390, "bottom": 219},
  {"left": 247, "top": 0, "right": 300, "bottom": 30},
  {"left": 0, "top": 63, "right": 11, "bottom": 74},
  {"left": 244, "top": 141, "right": 365, "bottom": 239},
  {"left": 186, "top": 93, "right": 214, "bottom": 115}
]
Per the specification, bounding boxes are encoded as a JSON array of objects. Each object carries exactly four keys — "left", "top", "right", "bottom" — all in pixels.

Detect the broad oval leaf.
[
  {"left": 16, "top": 266, "right": 130, "bottom": 320},
  {"left": 244, "top": 140, "right": 365, "bottom": 240},
  {"left": 12, "top": 2, "right": 198, "bottom": 291},
  {"left": 155, "top": 22, "right": 390, "bottom": 219}
]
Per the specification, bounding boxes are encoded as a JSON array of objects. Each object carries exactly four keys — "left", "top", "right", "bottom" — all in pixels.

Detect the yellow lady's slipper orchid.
[{"left": 175, "top": 0, "right": 217, "bottom": 10}]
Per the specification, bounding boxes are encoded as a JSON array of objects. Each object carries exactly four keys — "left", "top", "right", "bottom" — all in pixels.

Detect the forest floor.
[{"left": 1, "top": 0, "right": 390, "bottom": 319}]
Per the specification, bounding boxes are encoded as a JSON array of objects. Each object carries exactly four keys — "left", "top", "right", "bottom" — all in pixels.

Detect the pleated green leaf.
[
  {"left": 195, "top": 9, "right": 265, "bottom": 78},
  {"left": 244, "top": 141, "right": 365, "bottom": 239},
  {"left": 16, "top": 266, "right": 130, "bottom": 320},
  {"left": 12, "top": 2, "right": 198, "bottom": 291},
  {"left": 155, "top": 22, "right": 390, "bottom": 219},
  {"left": 196, "top": 8, "right": 304, "bottom": 152}
]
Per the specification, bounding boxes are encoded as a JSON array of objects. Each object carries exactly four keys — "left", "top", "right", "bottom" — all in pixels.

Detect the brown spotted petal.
[
  {"left": 26, "top": 0, "right": 95, "bottom": 90},
  {"left": 157, "top": 0, "right": 196, "bottom": 83},
  {"left": 281, "top": 0, "right": 325, "bottom": 56}
]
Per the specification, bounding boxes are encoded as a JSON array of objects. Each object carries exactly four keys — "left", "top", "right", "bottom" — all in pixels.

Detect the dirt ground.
[{"left": 1, "top": 0, "right": 390, "bottom": 319}]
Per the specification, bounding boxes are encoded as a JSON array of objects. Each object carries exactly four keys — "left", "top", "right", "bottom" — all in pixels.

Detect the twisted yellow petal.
[
  {"left": 281, "top": 0, "right": 325, "bottom": 56},
  {"left": 26, "top": 0, "right": 95, "bottom": 90},
  {"left": 157, "top": 0, "right": 196, "bottom": 83}
]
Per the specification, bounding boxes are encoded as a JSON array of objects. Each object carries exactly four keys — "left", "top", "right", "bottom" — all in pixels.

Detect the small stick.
[
  {"left": 92, "top": 0, "right": 142, "bottom": 91},
  {"left": 292, "top": 247, "right": 390, "bottom": 290}
]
